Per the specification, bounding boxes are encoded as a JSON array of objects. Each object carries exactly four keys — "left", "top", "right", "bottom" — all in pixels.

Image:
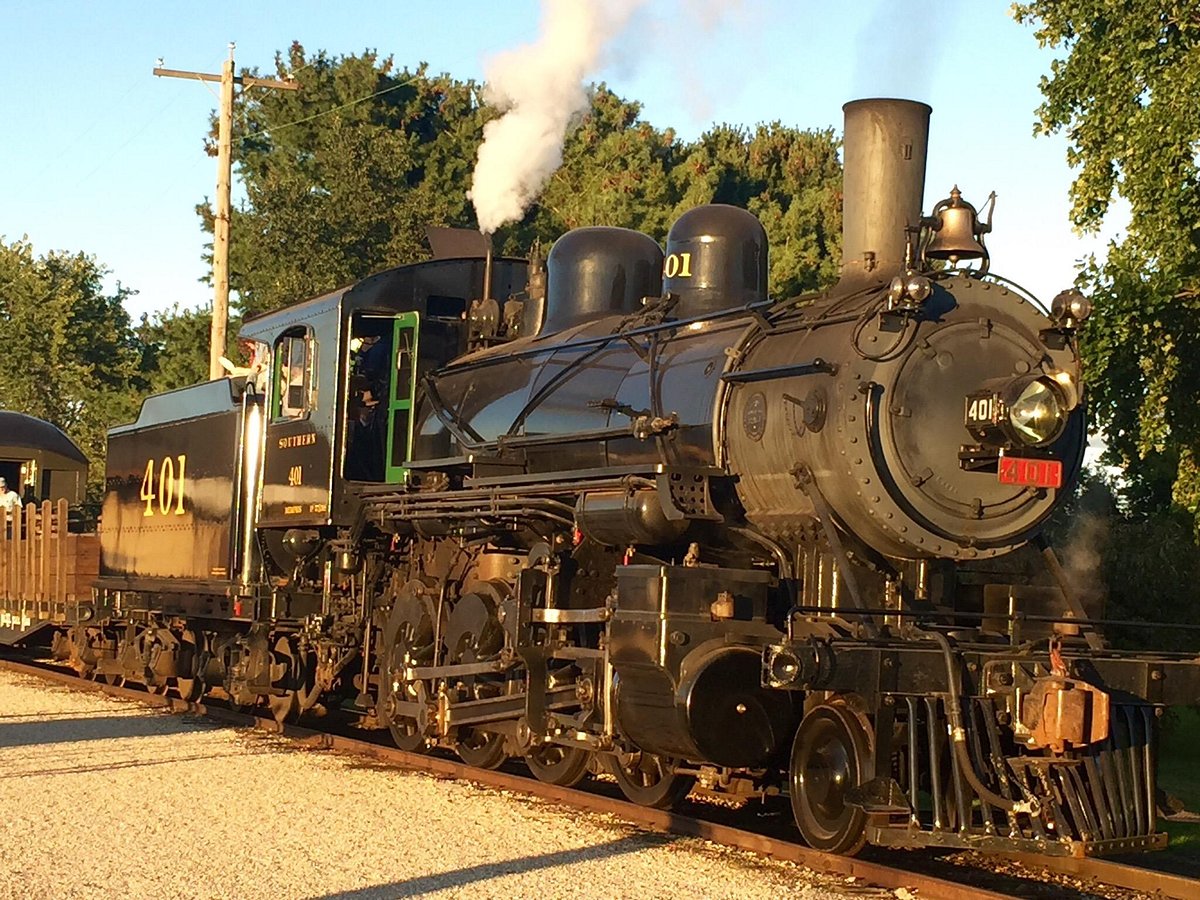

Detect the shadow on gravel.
[
  {"left": 1, "top": 749, "right": 251, "bottom": 778},
  {"left": 0, "top": 712, "right": 228, "bottom": 748},
  {"left": 310, "top": 834, "right": 675, "bottom": 899}
]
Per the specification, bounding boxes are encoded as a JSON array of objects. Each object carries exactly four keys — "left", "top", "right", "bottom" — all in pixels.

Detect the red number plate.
[{"left": 998, "top": 456, "right": 1063, "bottom": 489}]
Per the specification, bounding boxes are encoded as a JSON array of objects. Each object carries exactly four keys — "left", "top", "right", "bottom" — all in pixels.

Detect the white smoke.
[
  {"left": 1059, "top": 511, "right": 1110, "bottom": 619},
  {"left": 469, "top": 0, "right": 646, "bottom": 234}
]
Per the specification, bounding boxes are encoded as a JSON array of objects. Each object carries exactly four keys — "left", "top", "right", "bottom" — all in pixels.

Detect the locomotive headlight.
[
  {"left": 965, "top": 375, "right": 1068, "bottom": 448},
  {"left": 1008, "top": 377, "right": 1067, "bottom": 446},
  {"left": 905, "top": 275, "right": 932, "bottom": 303}
]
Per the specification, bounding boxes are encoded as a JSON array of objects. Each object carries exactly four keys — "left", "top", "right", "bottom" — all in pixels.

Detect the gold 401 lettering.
[
  {"left": 140, "top": 455, "right": 187, "bottom": 517},
  {"left": 663, "top": 252, "right": 693, "bottom": 278}
]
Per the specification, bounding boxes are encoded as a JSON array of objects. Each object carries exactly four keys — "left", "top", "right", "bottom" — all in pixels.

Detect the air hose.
[{"left": 921, "top": 628, "right": 1041, "bottom": 818}]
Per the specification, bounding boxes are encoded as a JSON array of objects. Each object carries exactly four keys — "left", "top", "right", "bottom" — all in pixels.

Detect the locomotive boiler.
[{"left": 57, "top": 98, "right": 1200, "bottom": 859}]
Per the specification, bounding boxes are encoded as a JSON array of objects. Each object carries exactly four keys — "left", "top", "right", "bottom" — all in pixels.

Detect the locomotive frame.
[{"left": 50, "top": 98, "right": 1200, "bottom": 859}]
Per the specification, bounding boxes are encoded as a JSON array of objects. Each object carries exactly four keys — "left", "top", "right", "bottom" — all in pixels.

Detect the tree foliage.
[
  {"left": 0, "top": 238, "right": 145, "bottom": 500},
  {"left": 670, "top": 122, "right": 842, "bottom": 297},
  {"left": 136, "top": 305, "right": 238, "bottom": 395},
  {"left": 211, "top": 45, "right": 844, "bottom": 316},
  {"left": 1046, "top": 471, "right": 1200, "bottom": 652},
  {"left": 211, "top": 44, "right": 490, "bottom": 316},
  {"left": 509, "top": 85, "right": 680, "bottom": 248},
  {"left": 1014, "top": 3, "right": 1200, "bottom": 524}
]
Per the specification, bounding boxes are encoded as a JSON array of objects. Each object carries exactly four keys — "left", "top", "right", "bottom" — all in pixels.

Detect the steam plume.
[
  {"left": 1059, "top": 511, "right": 1109, "bottom": 619},
  {"left": 469, "top": 0, "right": 645, "bottom": 234}
]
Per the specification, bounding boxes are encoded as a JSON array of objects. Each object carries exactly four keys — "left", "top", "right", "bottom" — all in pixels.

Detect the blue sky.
[{"left": 3, "top": 1, "right": 1121, "bottom": 321}]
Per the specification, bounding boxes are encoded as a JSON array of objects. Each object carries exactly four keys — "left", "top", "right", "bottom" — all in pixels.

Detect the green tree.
[
  {"left": 0, "top": 237, "right": 145, "bottom": 500},
  {"left": 136, "top": 305, "right": 239, "bottom": 394},
  {"left": 211, "top": 44, "right": 489, "bottom": 316},
  {"left": 669, "top": 122, "right": 842, "bottom": 297},
  {"left": 1014, "top": 3, "right": 1200, "bottom": 524},
  {"left": 208, "top": 47, "right": 846, "bottom": 316},
  {"left": 512, "top": 85, "right": 679, "bottom": 245},
  {"left": 1046, "top": 471, "right": 1200, "bottom": 652}
]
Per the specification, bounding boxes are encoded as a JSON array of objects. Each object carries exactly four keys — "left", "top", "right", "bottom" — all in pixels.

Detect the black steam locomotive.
[{"left": 58, "top": 99, "right": 1199, "bottom": 857}]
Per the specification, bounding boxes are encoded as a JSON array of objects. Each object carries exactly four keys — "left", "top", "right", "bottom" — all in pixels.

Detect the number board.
[
  {"left": 965, "top": 392, "right": 1000, "bottom": 427},
  {"left": 998, "top": 455, "right": 1063, "bottom": 489}
]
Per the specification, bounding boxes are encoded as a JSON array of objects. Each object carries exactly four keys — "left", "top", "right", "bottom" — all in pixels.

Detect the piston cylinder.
[{"left": 608, "top": 565, "right": 796, "bottom": 767}]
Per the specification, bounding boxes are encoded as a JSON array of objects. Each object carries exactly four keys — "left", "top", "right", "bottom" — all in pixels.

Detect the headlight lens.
[{"left": 1008, "top": 378, "right": 1066, "bottom": 445}]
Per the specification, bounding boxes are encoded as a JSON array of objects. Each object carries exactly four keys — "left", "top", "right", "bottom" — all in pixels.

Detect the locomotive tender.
[{"left": 59, "top": 99, "right": 1200, "bottom": 857}]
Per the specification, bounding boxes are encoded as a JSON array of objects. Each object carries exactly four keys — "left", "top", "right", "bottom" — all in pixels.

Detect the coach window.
[{"left": 274, "top": 328, "right": 316, "bottom": 420}]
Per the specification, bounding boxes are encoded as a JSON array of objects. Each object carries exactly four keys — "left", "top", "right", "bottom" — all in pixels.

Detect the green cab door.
[{"left": 385, "top": 312, "right": 419, "bottom": 483}]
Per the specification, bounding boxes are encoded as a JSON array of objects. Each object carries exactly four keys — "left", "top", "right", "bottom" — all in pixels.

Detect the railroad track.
[{"left": 1, "top": 654, "right": 1195, "bottom": 900}]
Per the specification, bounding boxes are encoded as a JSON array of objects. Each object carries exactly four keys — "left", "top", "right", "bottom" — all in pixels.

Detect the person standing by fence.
[{"left": 0, "top": 478, "right": 22, "bottom": 536}]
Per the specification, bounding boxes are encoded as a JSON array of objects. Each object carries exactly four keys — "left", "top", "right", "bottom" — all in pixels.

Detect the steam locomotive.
[{"left": 57, "top": 99, "right": 1200, "bottom": 857}]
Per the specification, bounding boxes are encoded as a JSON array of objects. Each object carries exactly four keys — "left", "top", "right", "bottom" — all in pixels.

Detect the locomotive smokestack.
[{"left": 840, "top": 98, "right": 931, "bottom": 285}]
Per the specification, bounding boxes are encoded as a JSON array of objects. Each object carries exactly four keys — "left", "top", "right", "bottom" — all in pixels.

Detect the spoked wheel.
[
  {"left": 132, "top": 628, "right": 170, "bottom": 695},
  {"left": 268, "top": 636, "right": 300, "bottom": 724},
  {"left": 377, "top": 582, "right": 440, "bottom": 753},
  {"left": 175, "top": 629, "right": 205, "bottom": 702},
  {"left": 607, "top": 752, "right": 695, "bottom": 809},
  {"left": 524, "top": 743, "right": 590, "bottom": 787},
  {"left": 789, "top": 701, "right": 872, "bottom": 855},
  {"left": 293, "top": 642, "right": 320, "bottom": 713},
  {"left": 455, "top": 729, "right": 508, "bottom": 769}
]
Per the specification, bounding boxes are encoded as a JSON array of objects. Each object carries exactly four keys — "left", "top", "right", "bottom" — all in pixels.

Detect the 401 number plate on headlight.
[{"left": 998, "top": 455, "right": 1063, "bottom": 489}]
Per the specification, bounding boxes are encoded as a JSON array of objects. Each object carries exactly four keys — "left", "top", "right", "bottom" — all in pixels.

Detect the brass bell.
[{"left": 924, "top": 186, "right": 988, "bottom": 262}]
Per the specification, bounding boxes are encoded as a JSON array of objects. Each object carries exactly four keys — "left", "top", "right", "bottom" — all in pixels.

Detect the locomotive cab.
[{"left": 239, "top": 255, "right": 529, "bottom": 530}]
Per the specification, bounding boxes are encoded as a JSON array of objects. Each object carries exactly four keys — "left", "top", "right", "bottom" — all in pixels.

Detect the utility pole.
[{"left": 154, "top": 43, "right": 299, "bottom": 380}]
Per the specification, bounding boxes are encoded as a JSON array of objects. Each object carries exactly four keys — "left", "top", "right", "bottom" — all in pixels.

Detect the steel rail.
[
  {"left": 4, "top": 656, "right": 1196, "bottom": 899},
  {"left": 995, "top": 850, "right": 1200, "bottom": 900}
]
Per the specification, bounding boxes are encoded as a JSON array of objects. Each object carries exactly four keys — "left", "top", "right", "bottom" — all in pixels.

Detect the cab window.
[{"left": 275, "top": 328, "right": 315, "bottom": 420}]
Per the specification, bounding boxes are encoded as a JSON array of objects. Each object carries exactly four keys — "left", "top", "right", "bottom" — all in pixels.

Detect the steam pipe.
[{"left": 483, "top": 233, "right": 494, "bottom": 302}]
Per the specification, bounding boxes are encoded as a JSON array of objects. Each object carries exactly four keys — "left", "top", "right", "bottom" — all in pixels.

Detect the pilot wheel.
[
  {"left": 606, "top": 752, "right": 695, "bottom": 810},
  {"left": 788, "top": 701, "right": 872, "bottom": 854}
]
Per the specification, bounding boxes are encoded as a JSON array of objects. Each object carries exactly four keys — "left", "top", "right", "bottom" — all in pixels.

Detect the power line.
[
  {"left": 66, "top": 95, "right": 179, "bottom": 193},
  {"left": 29, "top": 76, "right": 148, "bottom": 183},
  {"left": 242, "top": 75, "right": 420, "bottom": 140}
]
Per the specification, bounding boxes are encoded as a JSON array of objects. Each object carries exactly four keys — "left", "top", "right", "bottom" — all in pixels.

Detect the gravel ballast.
[{"left": 0, "top": 670, "right": 879, "bottom": 899}]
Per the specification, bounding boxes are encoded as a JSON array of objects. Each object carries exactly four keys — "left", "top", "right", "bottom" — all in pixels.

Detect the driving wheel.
[
  {"left": 174, "top": 628, "right": 205, "bottom": 702},
  {"left": 377, "top": 582, "right": 440, "bottom": 752},
  {"left": 268, "top": 636, "right": 300, "bottom": 724},
  {"left": 455, "top": 729, "right": 508, "bottom": 769}
]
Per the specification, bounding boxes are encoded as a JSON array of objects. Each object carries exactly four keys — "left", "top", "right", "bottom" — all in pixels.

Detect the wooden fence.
[{"left": 0, "top": 499, "right": 99, "bottom": 630}]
